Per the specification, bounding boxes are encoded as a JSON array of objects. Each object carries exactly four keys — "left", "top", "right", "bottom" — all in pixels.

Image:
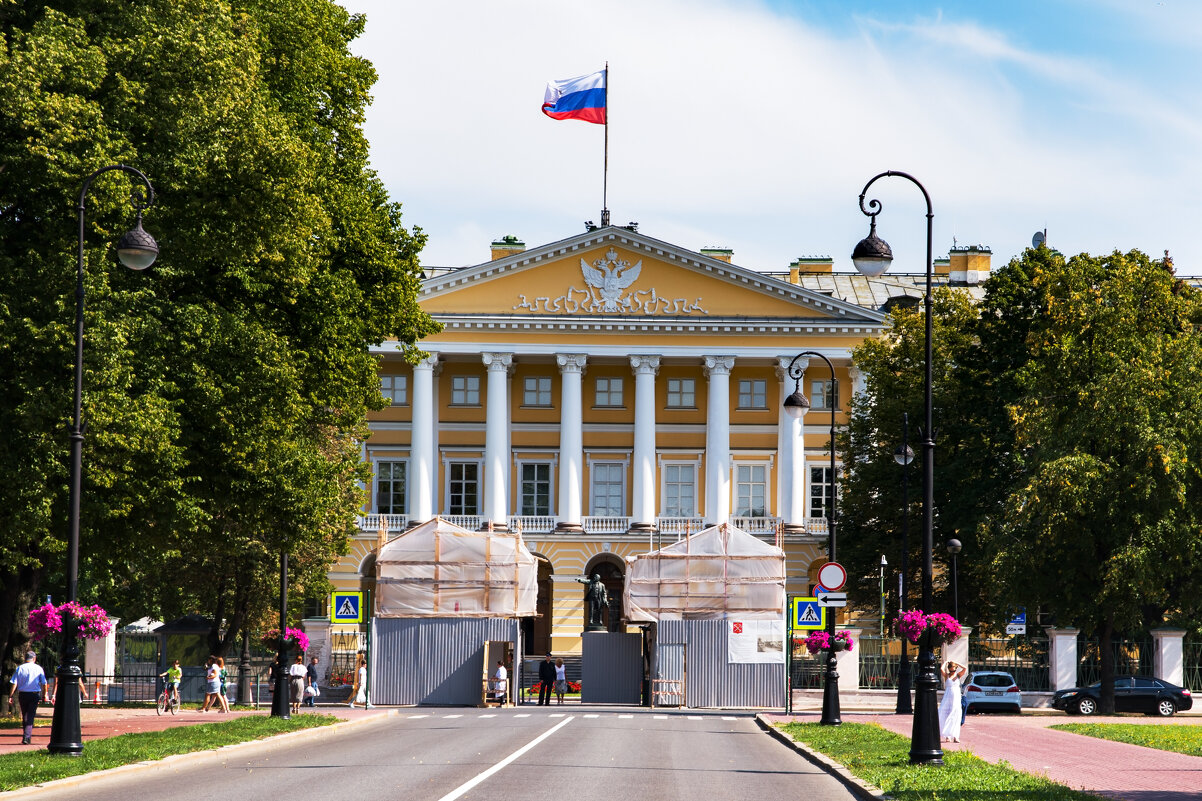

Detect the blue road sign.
[
  {"left": 791, "top": 597, "right": 826, "bottom": 630},
  {"left": 330, "top": 591, "right": 364, "bottom": 623}
]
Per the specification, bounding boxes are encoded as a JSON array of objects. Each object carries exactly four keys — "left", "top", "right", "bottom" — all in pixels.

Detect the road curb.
[
  {"left": 2, "top": 710, "right": 399, "bottom": 798},
  {"left": 755, "top": 714, "right": 891, "bottom": 801}
]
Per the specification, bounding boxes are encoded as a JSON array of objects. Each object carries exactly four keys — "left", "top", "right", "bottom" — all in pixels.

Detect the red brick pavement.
[
  {"left": 0, "top": 702, "right": 382, "bottom": 756},
  {"left": 764, "top": 711, "right": 1202, "bottom": 801}
]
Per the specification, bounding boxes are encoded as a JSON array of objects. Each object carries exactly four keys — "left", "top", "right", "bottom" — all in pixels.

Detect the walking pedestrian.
[
  {"left": 200, "top": 656, "right": 221, "bottom": 712},
  {"left": 305, "top": 656, "right": 319, "bottom": 708},
  {"left": 348, "top": 653, "right": 367, "bottom": 708},
  {"left": 8, "top": 651, "right": 48, "bottom": 745},
  {"left": 288, "top": 653, "right": 307, "bottom": 714},
  {"left": 538, "top": 653, "right": 556, "bottom": 705},
  {"left": 939, "top": 660, "right": 967, "bottom": 743}
]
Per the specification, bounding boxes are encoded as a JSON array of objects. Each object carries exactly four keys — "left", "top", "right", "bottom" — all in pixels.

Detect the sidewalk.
[
  {"left": 0, "top": 702, "right": 386, "bottom": 756},
  {"left": 763, "top": 711, "right": 1202, "bottom": 801}
]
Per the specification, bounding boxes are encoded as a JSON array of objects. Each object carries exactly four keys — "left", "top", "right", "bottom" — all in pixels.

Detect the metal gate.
[
  {"left": 581, "top": 631, "right": 642, "bottom": 704},
  {"left": 653, "top": 641, "right": 685, "bottom": 707}
]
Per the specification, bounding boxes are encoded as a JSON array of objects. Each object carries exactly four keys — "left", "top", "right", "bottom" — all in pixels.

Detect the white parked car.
[{"left": 964, "top": 671, "right": 1022, "bottom": 714}]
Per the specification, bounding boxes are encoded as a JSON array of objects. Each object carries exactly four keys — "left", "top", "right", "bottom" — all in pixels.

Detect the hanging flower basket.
[
  {"left": 27, "top": 602, "right": 113, "bottom": 641},
  {"left": 801, "top": 630, "right": 855, "bottom": 656},
  {"left": 894, "top": 610, "right": 961, "bottom": 645},
  {"left": 261, "top": 627, "right": 310, "bottom": 653}
]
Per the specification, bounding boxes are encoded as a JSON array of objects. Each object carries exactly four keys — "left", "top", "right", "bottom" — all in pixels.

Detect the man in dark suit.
[{"left": 538, "top": 653, "right": 557, "bottom": 706}]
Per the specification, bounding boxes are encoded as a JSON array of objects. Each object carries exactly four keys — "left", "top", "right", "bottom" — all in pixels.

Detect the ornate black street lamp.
[
  {"left": 853, "top": 170, "right": 942, "bottom": 765},
  {"left": 271, "top": 551, "right": 291, "bottom": 719},
  {"left": 49, "top": 165, "right": 159, "bottom": 756},
  {"left": 783, "top": 351, "right": 841, "bottom": 726},
  {"left": 894, "top": 415, "right": 914, "bottom": 715},
  {"left": 946, "top": 539, "right": 962, "bottom": 621}
]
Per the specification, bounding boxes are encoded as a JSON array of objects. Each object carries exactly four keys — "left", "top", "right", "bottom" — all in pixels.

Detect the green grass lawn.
[
  {"left": 0, "top": 713, "right": 336, "bottom": 791},
  {"left": 1051, "top": 722, "right": 1202, "bottom": 757},
  {"left": 779, "top": 721, "right": 1100, "bottom": 801}
]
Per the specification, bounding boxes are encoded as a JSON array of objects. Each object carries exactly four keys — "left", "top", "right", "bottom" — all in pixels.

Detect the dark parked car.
[{"left": 1051, "top": 675, "right": 1193, "bottom": 717}]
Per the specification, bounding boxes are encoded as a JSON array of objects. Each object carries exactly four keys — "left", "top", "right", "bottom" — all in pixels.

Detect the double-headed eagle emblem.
[{"left": 580, "top": 249, "right": 643, "bottom": 312}]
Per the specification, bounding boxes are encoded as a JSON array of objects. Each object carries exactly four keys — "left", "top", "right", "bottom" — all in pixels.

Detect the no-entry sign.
[{"left": 816, "top": 562, "right": 847, "bottom": 592}]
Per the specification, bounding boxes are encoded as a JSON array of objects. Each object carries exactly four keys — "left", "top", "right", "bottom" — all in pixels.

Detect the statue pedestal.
[{"left": 584, "top": 623, "right": 607, "bottom": 633}]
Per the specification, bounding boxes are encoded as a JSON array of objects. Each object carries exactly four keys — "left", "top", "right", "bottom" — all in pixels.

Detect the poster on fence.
[{"left": 728, "top": 619, "right": 785, "bottom": 664}]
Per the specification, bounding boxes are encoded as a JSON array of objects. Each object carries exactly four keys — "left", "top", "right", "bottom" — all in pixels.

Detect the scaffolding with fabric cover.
[
  {"left": 623, "top": 522, "right": 787, "bottom": 621},
  {"left": 375, "top": 517, "right": 537, "bottom": 618}
]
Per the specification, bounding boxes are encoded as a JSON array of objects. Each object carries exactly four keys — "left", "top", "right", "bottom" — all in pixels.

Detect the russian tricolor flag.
[{"left": 542, "top": 70, "right": 607, "bottom": 125}]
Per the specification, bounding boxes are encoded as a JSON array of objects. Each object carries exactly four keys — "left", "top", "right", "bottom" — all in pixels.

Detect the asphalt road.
[{"left": 29, "top": 708, "right": 858, "bottom": 801}]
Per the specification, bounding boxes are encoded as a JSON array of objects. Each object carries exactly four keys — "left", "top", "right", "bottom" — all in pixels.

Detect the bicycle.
[{"left": 156, "top": 683, "right": 179, "bottom": 715}]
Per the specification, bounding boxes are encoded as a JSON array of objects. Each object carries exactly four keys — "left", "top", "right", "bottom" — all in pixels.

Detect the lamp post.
[
  {"left": 879, "top": 554, "right": 887, "bottom": 637},
  {"left": 783, "top": 350, "right": 841, "bottom": 726},
  {"left": 893, "top": 415, "right": 914, "bottom": 715},
  {"left": 49, "top": 165, "right": 159, "bottom": 756},
  {"left": 271, "top": 550, "right": 291, "bottom": 719},
  {"left": 946, "top": 539, "right": 961, "bottom": 621},
  {"left": 852, "top": 170, "right": 942, "bottom": 765}
]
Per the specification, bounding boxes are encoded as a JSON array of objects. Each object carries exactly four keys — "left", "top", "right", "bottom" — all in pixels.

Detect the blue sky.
[{"left": 342, "top": 1, "right": 1202, "bottom": 275}]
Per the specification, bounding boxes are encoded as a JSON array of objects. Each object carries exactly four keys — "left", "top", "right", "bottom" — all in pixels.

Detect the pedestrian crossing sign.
[
  {"left": 790, "top": 597, "right": 825, "bottom": 630},
  {"left": 330, "top": 591, "right": 364, "bottom": 623}
]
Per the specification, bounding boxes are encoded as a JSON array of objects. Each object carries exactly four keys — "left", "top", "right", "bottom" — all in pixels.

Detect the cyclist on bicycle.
[{"left": 159, "top": 660, "right": 182, "bottom": 706}]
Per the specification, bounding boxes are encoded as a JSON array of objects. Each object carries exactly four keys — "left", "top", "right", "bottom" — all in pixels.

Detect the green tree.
[{"left": 0, "top": 0, "right": 436, "bottom": 674}]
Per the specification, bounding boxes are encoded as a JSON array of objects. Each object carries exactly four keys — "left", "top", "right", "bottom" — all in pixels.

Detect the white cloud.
[{"left": 345, "top": 0, "right": 1202, "bottom": 273}]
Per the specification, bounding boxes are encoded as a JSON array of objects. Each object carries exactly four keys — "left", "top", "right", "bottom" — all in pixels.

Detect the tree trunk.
[
  {"left": 0, "top": 561, "right": 43, "bottom": 680},
  {"left": 1099, "top": 616, "right": 1115, "bottom": 714}
]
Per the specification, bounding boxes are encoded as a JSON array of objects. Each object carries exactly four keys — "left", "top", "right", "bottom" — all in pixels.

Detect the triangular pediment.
[{"left": 421, "top": 228, "right": 884, "bottom": 324}]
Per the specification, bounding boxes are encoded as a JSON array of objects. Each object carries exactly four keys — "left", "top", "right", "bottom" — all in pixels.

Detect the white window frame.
[
  {"left": 586, "top": 455, "right": 629, "bottom": 516},
  {"left": 658, "top": 457, "right": 700, "bottom": 517},
  {"left": 594, "top": 376, "right": 624, "bottom": 407},
  {"left": 443, "top": 458, "right": 482, "bottom": 515},
  {"left": 666, "top": 378, "right": 696, "bottom": 408},
  {"left": 450, "top": 375, "right": 481, "bottom": 406},
  {"left": 523, "top": 376, "right": 553, "bottom": 407},
  {"left": 808, "top": 463, "right": 841, "bottom": 519},
  {"left": 381, "top": 374, "right": 408, "bottom": 406},
  {"left": 514, "top": 458, "right": 556, "bottom": 516},
  {"left": 373, "top": 458, "right": 408, "bottom": 515},
  {"left": 734, "top": 461, "right": 771, "bottom": 518},
  {"left": 737, "top": 378, "right": 767, "bottom": 409},
  {"left": 810, "top": 379, "right": 838, "bottom": 411}
]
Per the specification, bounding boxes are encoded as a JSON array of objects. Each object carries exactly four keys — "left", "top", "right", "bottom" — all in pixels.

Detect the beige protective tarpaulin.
[
  {"left": 624, "top": 522, "right": 786, "bottom": 621},
  {"left": 375, "top": 517, "right": 537, "bottom": 618}
]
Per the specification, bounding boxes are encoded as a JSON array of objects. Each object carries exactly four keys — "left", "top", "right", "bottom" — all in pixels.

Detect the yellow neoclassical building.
[{"left": 329, "top": 225, "right": 992, "bottom": 655}]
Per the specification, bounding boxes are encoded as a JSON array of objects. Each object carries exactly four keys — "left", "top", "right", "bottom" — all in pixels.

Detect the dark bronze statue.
[{"left": 576, "top": 573, "right": 609, "bottom": 630}]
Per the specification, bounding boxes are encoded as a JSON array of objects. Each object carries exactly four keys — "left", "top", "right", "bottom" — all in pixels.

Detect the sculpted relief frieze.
[{"left": 512, "top": 249, "right": 709, "bottom": 316}]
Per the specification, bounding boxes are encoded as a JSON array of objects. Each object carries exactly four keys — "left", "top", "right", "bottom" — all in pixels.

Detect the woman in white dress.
[{"left": 938, "top": 661, "right": 967, "bottom": 743}]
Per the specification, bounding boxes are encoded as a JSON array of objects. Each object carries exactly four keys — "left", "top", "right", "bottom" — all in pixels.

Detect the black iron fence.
[
  {"left": 969, "top": 636, "right": 1050, "bottom": 691},
  {"left": 1077, "top": 637, "right": 1152, "bottom": 686},
  {"left": 1184, "top": 640, "right": 1202, "bottom": 692},
  {"left": 857, "top": 635, "right": 904, "bottom": 689}
]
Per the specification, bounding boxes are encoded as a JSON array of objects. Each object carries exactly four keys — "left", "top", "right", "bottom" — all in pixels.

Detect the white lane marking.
[
  {"left": 435, "top": 716, "right": 575, "bottom": 801},
  {"left": 549, "top": 713, "right": 565, "bottom": 718},
  {"left": 583, "top": 714, "right": 600, "bottom": 718},
  {"left": 688, "top": 716, "right": 703, "bottom": 720},
  {"left": 443, "top": 714, "right": 463, "bottom": 718},
  {"left": 407, "top": 714, "right": 431, "bottom": 718},
  {"left": 514, "top": 713, "right": 530, "bottom": 718},
  {"left": 722, "top": 716, "right": 737, "bottom": 721},
  {"left": 618, "top": 714, "right": 634, "bottom": 719},
  {"left": 478, "top": 714, "right": 496, "bottom": 718},
  {"left": 653, "top": 715, "right": 668, "bottom": 720}
]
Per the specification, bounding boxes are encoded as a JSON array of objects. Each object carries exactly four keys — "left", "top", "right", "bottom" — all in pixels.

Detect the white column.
[
  {"left": 940, "top": 625, "right": 972, "bottom": 672},
  {"left": 630, "top": 355, "right": 661, "bottom": 530},
  {"left": 84, "top": 616, "right": 119, "bottom": 689},
  {"left": 703, "top": 356, "right": 735, "bottom": 525},
  {"left": 482, "top": 352, "right": 513, "bottom": 529},
  {"left": 410, "top": 353, "right": 439, "bottom": 523},
  {"left": 556, "top": 354, "right": 587, "bottom": 531},
  {"left": 1045, "top": 627, "right": 1080, "bottom": 691},
  {"left": 1152, "top": 628, "right": 1186, "bottom": 687},
  {"left": 835, "top": 627, "right": 862, "bottom": 694},
  {"left": 848, "top": 366, "right": 866, "bottom": 403},
  {"left": 777, "top": 356, "right": 807, "bottom": 533}
]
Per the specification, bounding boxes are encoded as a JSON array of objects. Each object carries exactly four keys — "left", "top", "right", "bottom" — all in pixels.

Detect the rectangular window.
[
  {"left": 810, "top": 465, "right": 835, "bottom": 519},
  {"left": 735, "top": 464, "right": 767, "bottom": 517},
  {"left": 810, "top": 379, "right": 838, "bottom": 411},
  {"left": 590, "top": 463, "right": 625, "bottom": 516},
  {"left": 663, "top": 464, "right": 696, "bottom": 517},
  {"left": 380, "top": 375, "right": 408, "bottom": 405},
  {"left": 448, "top": 462, "right": 479, "bottom": 515},
  {"left": 451, "top": 375, "right": 481, "bottom": 405},
  {"left": 666, "top": 378, "right": 695, "bottom": 408},
  {"left": 595, "top": 377, "right": 623, "bottom": 407},
  {"left": 523, "top": 376, "right": 552, "bottom": 407},
  {"left": 520, "top": 463, "right": 552, "bottom": 515},
  {"left": 376, "top": 460, "right": 406, "bottom": 515},
  {"left": 738, "top": 379, "right": 767, "bottom": 409}
]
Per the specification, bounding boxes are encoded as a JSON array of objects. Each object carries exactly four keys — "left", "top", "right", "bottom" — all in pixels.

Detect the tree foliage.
[{"left": 0, "top": 0, "right": 437, "bottom": 674}]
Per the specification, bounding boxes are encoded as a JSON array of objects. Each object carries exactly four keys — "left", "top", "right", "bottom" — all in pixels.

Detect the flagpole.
[{"left": 602, "top": 62, "right": 609, "bottom": 227}]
